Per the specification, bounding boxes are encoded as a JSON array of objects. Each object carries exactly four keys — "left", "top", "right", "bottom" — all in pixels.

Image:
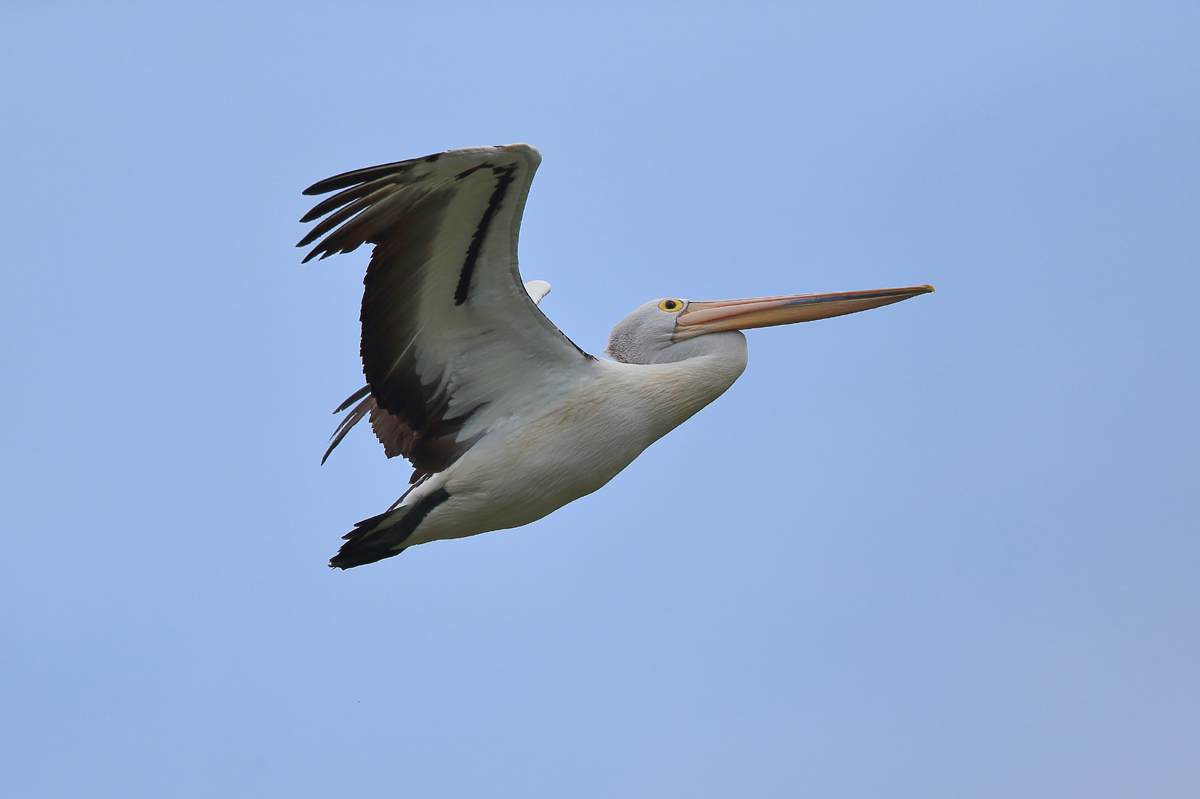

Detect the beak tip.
[{"left": 921, "top": 284, "right": 935, "bottom": 294}]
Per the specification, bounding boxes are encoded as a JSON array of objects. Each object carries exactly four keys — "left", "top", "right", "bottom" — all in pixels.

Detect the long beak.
[{"left": 674, "top": 284, "right": 934, "bottom": 340}]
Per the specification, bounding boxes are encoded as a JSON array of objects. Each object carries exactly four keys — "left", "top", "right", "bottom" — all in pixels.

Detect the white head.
[{"left": 605, "top": 298, "right": 738, "bottom": 364}]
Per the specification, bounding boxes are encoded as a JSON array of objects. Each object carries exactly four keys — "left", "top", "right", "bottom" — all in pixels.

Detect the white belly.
[{"left": 405, "top": 351, "right": 746, "bottom": 547}]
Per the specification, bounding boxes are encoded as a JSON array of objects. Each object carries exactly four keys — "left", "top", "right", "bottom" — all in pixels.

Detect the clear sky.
[{"left": 2, "top": 3, "right": 1197, "bottom": 797}]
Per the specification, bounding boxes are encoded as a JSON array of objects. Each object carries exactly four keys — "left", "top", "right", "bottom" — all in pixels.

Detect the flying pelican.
[{"left": 299, "top": 144, "right": 932, "bottom": 568}]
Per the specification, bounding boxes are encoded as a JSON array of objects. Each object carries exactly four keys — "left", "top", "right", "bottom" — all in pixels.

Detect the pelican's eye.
[{"left": 658, "top": 299, "right": 684, "bottom": 312}]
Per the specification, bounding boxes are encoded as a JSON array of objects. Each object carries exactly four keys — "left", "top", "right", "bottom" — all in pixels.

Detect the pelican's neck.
[
  {"left": 600, "top": 331, "right": 748, "bottom": 442},
  {"left": 660, "top": 330, "right": 748, "bottom": 413}
]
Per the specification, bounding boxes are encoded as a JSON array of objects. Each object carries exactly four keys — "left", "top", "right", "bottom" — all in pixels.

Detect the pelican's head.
[{"left": 605, "top": 285, "right": 934, "bottom": 365}]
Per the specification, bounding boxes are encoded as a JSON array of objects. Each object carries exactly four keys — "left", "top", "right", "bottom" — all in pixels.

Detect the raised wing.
[{"left": 299, "top": 144, "right": 594, "bottom": 475}]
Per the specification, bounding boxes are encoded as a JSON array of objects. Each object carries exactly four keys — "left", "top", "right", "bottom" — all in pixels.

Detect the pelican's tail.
[{"left": 329, "top": 487, "right": 450, "bottom": 569}]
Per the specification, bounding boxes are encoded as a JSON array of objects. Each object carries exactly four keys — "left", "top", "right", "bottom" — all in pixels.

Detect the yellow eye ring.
[{"left": 658, "top": 299, "right": 684, "bottom": 312}]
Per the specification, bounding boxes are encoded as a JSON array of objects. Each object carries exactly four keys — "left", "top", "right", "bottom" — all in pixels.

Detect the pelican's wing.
[{"left": 299, "top": 144, "right": 593, "bottom": 475}]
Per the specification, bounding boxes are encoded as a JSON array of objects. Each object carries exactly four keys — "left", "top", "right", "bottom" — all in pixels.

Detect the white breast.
[{"left": 408, "top": 344, "right": 748, "bottom": 546}]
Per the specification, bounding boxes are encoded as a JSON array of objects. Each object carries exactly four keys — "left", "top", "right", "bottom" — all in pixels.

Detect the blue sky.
[{"left": 2, "top": 3, "right": 1197, "bottom": 797}]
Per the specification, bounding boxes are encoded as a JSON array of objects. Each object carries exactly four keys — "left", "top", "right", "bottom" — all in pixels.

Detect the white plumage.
[{"left": 299, "top": 144, "right": 932, "bottom": 568}]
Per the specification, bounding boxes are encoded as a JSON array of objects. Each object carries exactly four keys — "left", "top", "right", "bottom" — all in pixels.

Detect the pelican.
[{"left": 299, "top": 144, "right": 932, "bottom": 568}]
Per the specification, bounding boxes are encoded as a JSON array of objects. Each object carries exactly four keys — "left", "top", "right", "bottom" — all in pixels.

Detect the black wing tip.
[
  {"left": 302, "top": 159, "right": 419, "bottom": 197},
  {"left": 300, "top": 144, "right": 532, "bottom": 198},
  {"left": 297, "top": 246, "right": 338, "bottom": 263},
  {"left": 335, "top": 385, "right": 373, "bottom": 413},
  {"left": 298, "top": 207, "right": 326, "bottom": 224},
  {"left": 320, "top": 386, "right": 376, "bottom": 464},
  {"left": 295, "top": 229, "right": 320, "bottom": 248},
  {"left": 302, "top": 172, "right": 364, "bottom": 197},
  {"left": 297, "top": 146, "right": 535, "bottom": 261}
]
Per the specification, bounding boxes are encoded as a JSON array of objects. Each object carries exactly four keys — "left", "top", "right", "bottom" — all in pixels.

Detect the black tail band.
[{"left": 329, "top": 488, "right": 450, "bottom": 569}]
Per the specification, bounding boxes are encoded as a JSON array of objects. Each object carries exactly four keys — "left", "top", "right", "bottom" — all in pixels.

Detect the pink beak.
[{"left": 673, "top": 284, "right": 934, "bottom": 340}]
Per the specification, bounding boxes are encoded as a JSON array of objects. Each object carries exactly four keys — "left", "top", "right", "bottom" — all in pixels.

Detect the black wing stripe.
[
  {"left": 454, "top": 163, "right": 490, "bottom": 180},
  {"left": 455, "top": 165, "right": 517, "bottom": 305}
]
